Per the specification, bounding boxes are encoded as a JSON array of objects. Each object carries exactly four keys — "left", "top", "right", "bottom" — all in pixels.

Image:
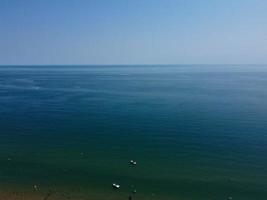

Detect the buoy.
[
  {"left": 130, "top": 160, "right": 137, "bottom": 165},
  {"left": 112, "top": 183, "right": 120, "bottom": 189}
]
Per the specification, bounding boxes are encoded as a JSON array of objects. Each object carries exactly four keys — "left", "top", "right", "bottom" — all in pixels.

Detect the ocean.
[{"left": 0, "top": 65, "right": 266, "bottom": 200}]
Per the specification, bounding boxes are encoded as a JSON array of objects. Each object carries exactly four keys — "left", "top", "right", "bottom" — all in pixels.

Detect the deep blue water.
[{"left": 0, "top": 65, "right": 267, "bottom": 199}]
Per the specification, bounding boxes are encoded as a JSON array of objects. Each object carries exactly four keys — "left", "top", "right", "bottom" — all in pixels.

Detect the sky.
[{"left": 0, "top": 0, "right": 267, "bottom": 65}]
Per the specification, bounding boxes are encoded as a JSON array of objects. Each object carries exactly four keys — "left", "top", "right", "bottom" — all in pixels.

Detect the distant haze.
[{"left": 0, "top": 0, "right": 267, "bottom": 65}]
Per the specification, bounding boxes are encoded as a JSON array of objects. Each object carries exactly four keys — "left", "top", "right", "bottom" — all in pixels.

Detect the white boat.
[
  {"left": 130, "top": 160, "right": 137, "bottom": 165},
  {"left": 112, "top": 183, "right": 120, "bottom": 189}
]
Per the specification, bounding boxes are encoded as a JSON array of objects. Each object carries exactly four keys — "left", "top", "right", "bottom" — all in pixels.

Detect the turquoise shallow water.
[{"left": 0, "top": 65, "right": 267, "bottom": 199}]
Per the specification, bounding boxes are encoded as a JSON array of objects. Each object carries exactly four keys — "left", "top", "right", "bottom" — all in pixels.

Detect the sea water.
[{"left": 0, "top": 65, "right": 266, "bottom": 199}]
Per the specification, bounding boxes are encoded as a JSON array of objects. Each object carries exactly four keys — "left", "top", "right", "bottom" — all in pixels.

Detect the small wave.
[{"left": 0, "top": 84, "right": 41, "bottom": 90}]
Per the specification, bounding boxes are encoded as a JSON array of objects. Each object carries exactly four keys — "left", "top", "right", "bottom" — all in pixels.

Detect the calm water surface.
[{"left": 0, "top": 65, "right": 267, "bottom": 199}]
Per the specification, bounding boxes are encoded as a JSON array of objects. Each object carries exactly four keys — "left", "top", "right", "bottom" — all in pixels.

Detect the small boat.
[
  {"left": 112, "top": 183, "right": 120, "bottom": 189},
  {"left": 130, "top": 160, "right": 137, "bottom": 165}
]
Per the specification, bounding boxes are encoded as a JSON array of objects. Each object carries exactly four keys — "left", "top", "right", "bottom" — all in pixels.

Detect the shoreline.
[{"left": 0, "top": 186, "right": 150, "bottom": 200}]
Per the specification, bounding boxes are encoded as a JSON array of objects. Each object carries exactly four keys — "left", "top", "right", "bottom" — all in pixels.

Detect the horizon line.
[{"left": 1, "top": 64, "right": 267, "bottom": 67}]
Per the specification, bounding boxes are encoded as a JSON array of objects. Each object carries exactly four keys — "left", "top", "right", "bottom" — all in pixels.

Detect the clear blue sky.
[{"left": 0, "top": 0, "right": 267, "bottom": 65}]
